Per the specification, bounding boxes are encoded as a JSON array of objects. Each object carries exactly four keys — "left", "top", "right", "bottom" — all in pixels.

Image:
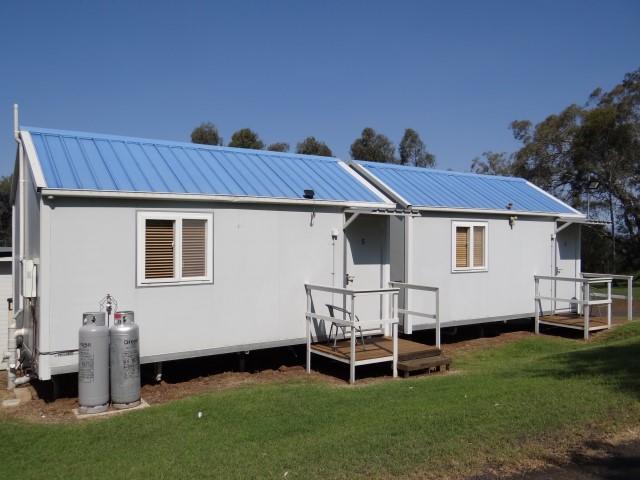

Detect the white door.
[
  {"left": 555, "top": 224, "right": 580, "bottom": 313},
  {"left": 344, "top": 215, "right": 389, "bottom": 325}
]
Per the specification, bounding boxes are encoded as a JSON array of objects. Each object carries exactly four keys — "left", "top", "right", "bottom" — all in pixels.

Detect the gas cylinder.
[
  {"left": 109, "top": 311, "right": 141, "bottom": 408},
  {"left": 78, "top": 312, "right": 109, "bottom": 414}
]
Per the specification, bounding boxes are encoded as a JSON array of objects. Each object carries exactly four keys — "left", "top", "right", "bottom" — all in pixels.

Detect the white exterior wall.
[
  {"left": 403, "top": 213, "right": 573, "bottom": 327},
  {"left": 12, "top": 146, "right": 41, "bottom": 359},
  {"left": 37, "top": 197, "right": 347, "bottom": 379}
]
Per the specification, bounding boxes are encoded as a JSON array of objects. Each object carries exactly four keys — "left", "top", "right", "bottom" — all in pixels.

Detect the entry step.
[{"left": 397, "top": 354, "right": 451, "bottom": 378}]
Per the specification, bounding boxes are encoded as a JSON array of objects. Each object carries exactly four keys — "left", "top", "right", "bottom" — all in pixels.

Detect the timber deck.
[
  {"left": 539, "top": 313, "right": 610, "bottom": 331},
  {"left": 310, "top": 337, "right": 440, "bottom": 363}
]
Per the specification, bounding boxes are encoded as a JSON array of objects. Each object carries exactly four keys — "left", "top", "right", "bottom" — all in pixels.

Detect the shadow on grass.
[
  {"left": 526, "top": 339, "right": 640, "bottom": 399},
  {"left": 485, "top": 438, "right": 640, "bottom": 480}
]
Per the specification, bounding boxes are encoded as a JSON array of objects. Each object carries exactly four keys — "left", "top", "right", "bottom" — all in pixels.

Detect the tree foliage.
[
  {"left": 191, "top": 122, "right": 221, "bottom": 146},
  {"left": 399, "top": 128, "right": 435, "bottom": 167},
  {"left": 470, "top": 151, "right": 513, "bottom": 176},
  {"left": 473, "top": 67, "right": 640, "bottom": 273},
  {"left": 228, "top": 128, "right": 264, "bottom": 150},
  {"left": 267, "top": 142, "right": 289, "bottom": 152},
  {"left": 296, "top": 137, "right": 333, "bottom": 157},
  {"left": 350, "top": 128, "right": 396, "bottom": 163},
  {"left": 510, "top": 105, "right": 584, "bottom": 201}
]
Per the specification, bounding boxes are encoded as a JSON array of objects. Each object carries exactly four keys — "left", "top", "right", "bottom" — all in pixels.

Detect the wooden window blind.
[
  {"left": 455, "top": 226, "right": 470, "bottom": 268},
  {"left": 473, "top": 226, "right": 485, "bottom": 267},
  {"left": 145, "top": 219, "right": 175, "bottom": 279},
  {"left": 182, "top": 219, "right": 207, "bottom": 278}
]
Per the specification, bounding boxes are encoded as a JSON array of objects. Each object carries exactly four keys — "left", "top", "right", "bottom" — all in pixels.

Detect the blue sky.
[{"left": 0, "top": 0, "right": 638, "bottom": 176}]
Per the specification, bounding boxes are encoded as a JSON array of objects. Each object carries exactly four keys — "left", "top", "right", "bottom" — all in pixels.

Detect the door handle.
[{"left": 345, "top": 274, "right": 355, "bottom": 284}]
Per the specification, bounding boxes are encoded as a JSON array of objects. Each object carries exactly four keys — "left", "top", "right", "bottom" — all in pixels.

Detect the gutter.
[
  {"left": 39, "top": 188, "right": 392, "bottom": 210},
  {"left": 412, "top": 206, "right": 585, "bottom": 219}
]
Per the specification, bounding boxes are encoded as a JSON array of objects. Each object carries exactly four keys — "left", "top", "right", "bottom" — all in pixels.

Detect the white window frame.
[
  {"left": 137, "top": 211, "right": 213, "bottom": 286},
  {"left": 451, "top": 221, "right": 488, "bottom": 273}
]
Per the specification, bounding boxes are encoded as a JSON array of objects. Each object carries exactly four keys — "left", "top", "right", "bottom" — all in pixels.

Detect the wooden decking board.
[
  {"left": 310, "top": 337, "right": 438, "bottom": 362},
  {"left": 541, "top": 313, "right": 609, "bottom": 328}
]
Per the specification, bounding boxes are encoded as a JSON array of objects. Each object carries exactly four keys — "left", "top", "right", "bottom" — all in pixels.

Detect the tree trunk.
[{"left": 609, "top": 191, "right": 616, "bottom": 273}]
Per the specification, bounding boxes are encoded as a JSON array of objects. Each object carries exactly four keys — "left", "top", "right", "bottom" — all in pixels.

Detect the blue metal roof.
[
  {"left": 24, "top": 127, "right": 387, "bottom": 205},
  {"left": 355, "top": 161, "right": 579, "bottom": 215}
]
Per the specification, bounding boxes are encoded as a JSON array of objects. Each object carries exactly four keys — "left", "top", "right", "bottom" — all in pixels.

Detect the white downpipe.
[
  {"left": 7, "top": 206, "right": 16, "bottom": 389},
  {"left": 6, "top": 312, "right": 16, "bottom": 389},
  {"left": 404, "top": 215, "right": 413, "bottom": 334},
  {"left": 551, "top": 230, "right": 557, "bottom": 314},
  {"left": 8, "top": 105, "right": 22, "bottom": 389},
  {"left": 15, "top": 104, "right": 25, "bottom": 312}
]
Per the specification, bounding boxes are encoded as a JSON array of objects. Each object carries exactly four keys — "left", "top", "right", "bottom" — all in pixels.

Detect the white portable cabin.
[
  {"left": 10, "top": 124, "right": 592, "bottom": 383},
  {"left": 11, "top": 127, "right": 395, "bottom": 381},
  {"left": 351, "top": 161, "right": 586, "bottom": 333}
]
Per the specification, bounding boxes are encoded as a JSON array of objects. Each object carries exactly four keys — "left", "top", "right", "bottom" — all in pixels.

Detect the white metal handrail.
[
  {"left": 534, "top": 275, "right": 612, "bottom": 340},
  {"left": 389, "top": 281, "right": 440, "bottom": 347},
  {"left": 582, "top": 272, "right": 634, "bottom": 322},
  {"left": 304, "top": 283, "right": 400, "bottom": 384},
  {"left": 305, "top": 312, "right": 398, "bottom": 329},
  {"left": 582, "top": 272, "right": 635, "bottom": 280},
  {"left": 304, "top": 283, "right": 400, "bottom": 297},
  {"left": 534, "top": 275, "right": 613, "bottom": 283}
]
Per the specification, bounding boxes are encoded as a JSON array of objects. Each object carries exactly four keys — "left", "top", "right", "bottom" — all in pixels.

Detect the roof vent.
[{"left": 303, "top": 189, "right": 315, "bottom": 199}]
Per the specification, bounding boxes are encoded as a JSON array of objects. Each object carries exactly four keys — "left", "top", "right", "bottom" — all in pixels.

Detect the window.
[
  {"left": 452, "top": 221, "right": 487, "bottom": 272},
  {"left": 137, "top": 212, "right": 213, "bottom": 285}
]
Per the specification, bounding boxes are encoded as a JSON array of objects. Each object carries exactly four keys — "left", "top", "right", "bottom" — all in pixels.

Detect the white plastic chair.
[{"left": 326, "top": 304, "right": 365, "bottom": 349}]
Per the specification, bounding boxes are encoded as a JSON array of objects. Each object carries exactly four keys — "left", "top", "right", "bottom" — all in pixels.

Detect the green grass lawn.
[
  {"left": 592, "top": 281, "right": 640, "bottom": 299},
  {"left": 592, "top": 285, "right": 638, "bottom": 297},
  {"left": 2, "top": 324, "right": 640, "bottom": 479}
]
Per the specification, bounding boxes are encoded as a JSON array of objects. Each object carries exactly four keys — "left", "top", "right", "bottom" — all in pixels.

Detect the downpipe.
[
  {"left": 8, "top": 104, "right": 24, "bottom": 390},
  {"left": 6, "top": 311, "right": 18, "bottom": 390},
  {"left": 7, "top": 322, "right": 33, "bottom": 390}
]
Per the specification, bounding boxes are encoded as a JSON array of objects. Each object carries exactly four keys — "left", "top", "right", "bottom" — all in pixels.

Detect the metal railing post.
[
  {"left": 607, "top": 280, "right": 612, "bottom": 328},
  {"left": 534, "top": 276, "right": 540, "bottom": 334},
  {"left": 628, "top": 276, "right": 633, "bottom": 322},
  {"left": 584, "top": 281, "right": 590, "bottom": 340},
  {"left": 553, "top": 276, "right": 557, "bottom": 315},
  {"left": 392, "top": 316, "right": 398, "bottom": 379},
  {"left": 435, "top": 288, "right": 441, "bottom": 349},
  {"left": 406, "top": 282, "right": 411, "bottom": 335},
  {"left": 306, "top": 287, "right": 311, "bottom": 374},
  {"left": 393, "top": 290, "right": 398, "bottom": 324},
  {"left": 349, "top": 293, "right": 356, "bottom": 385}
]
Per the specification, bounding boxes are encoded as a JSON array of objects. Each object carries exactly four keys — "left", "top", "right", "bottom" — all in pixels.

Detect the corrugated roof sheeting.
[
  {"left": 356, "top": 161, "right": 578, "bottom": 215},
  {"left": 26, "top": 127, "right": 386, "bottom": 204}
]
